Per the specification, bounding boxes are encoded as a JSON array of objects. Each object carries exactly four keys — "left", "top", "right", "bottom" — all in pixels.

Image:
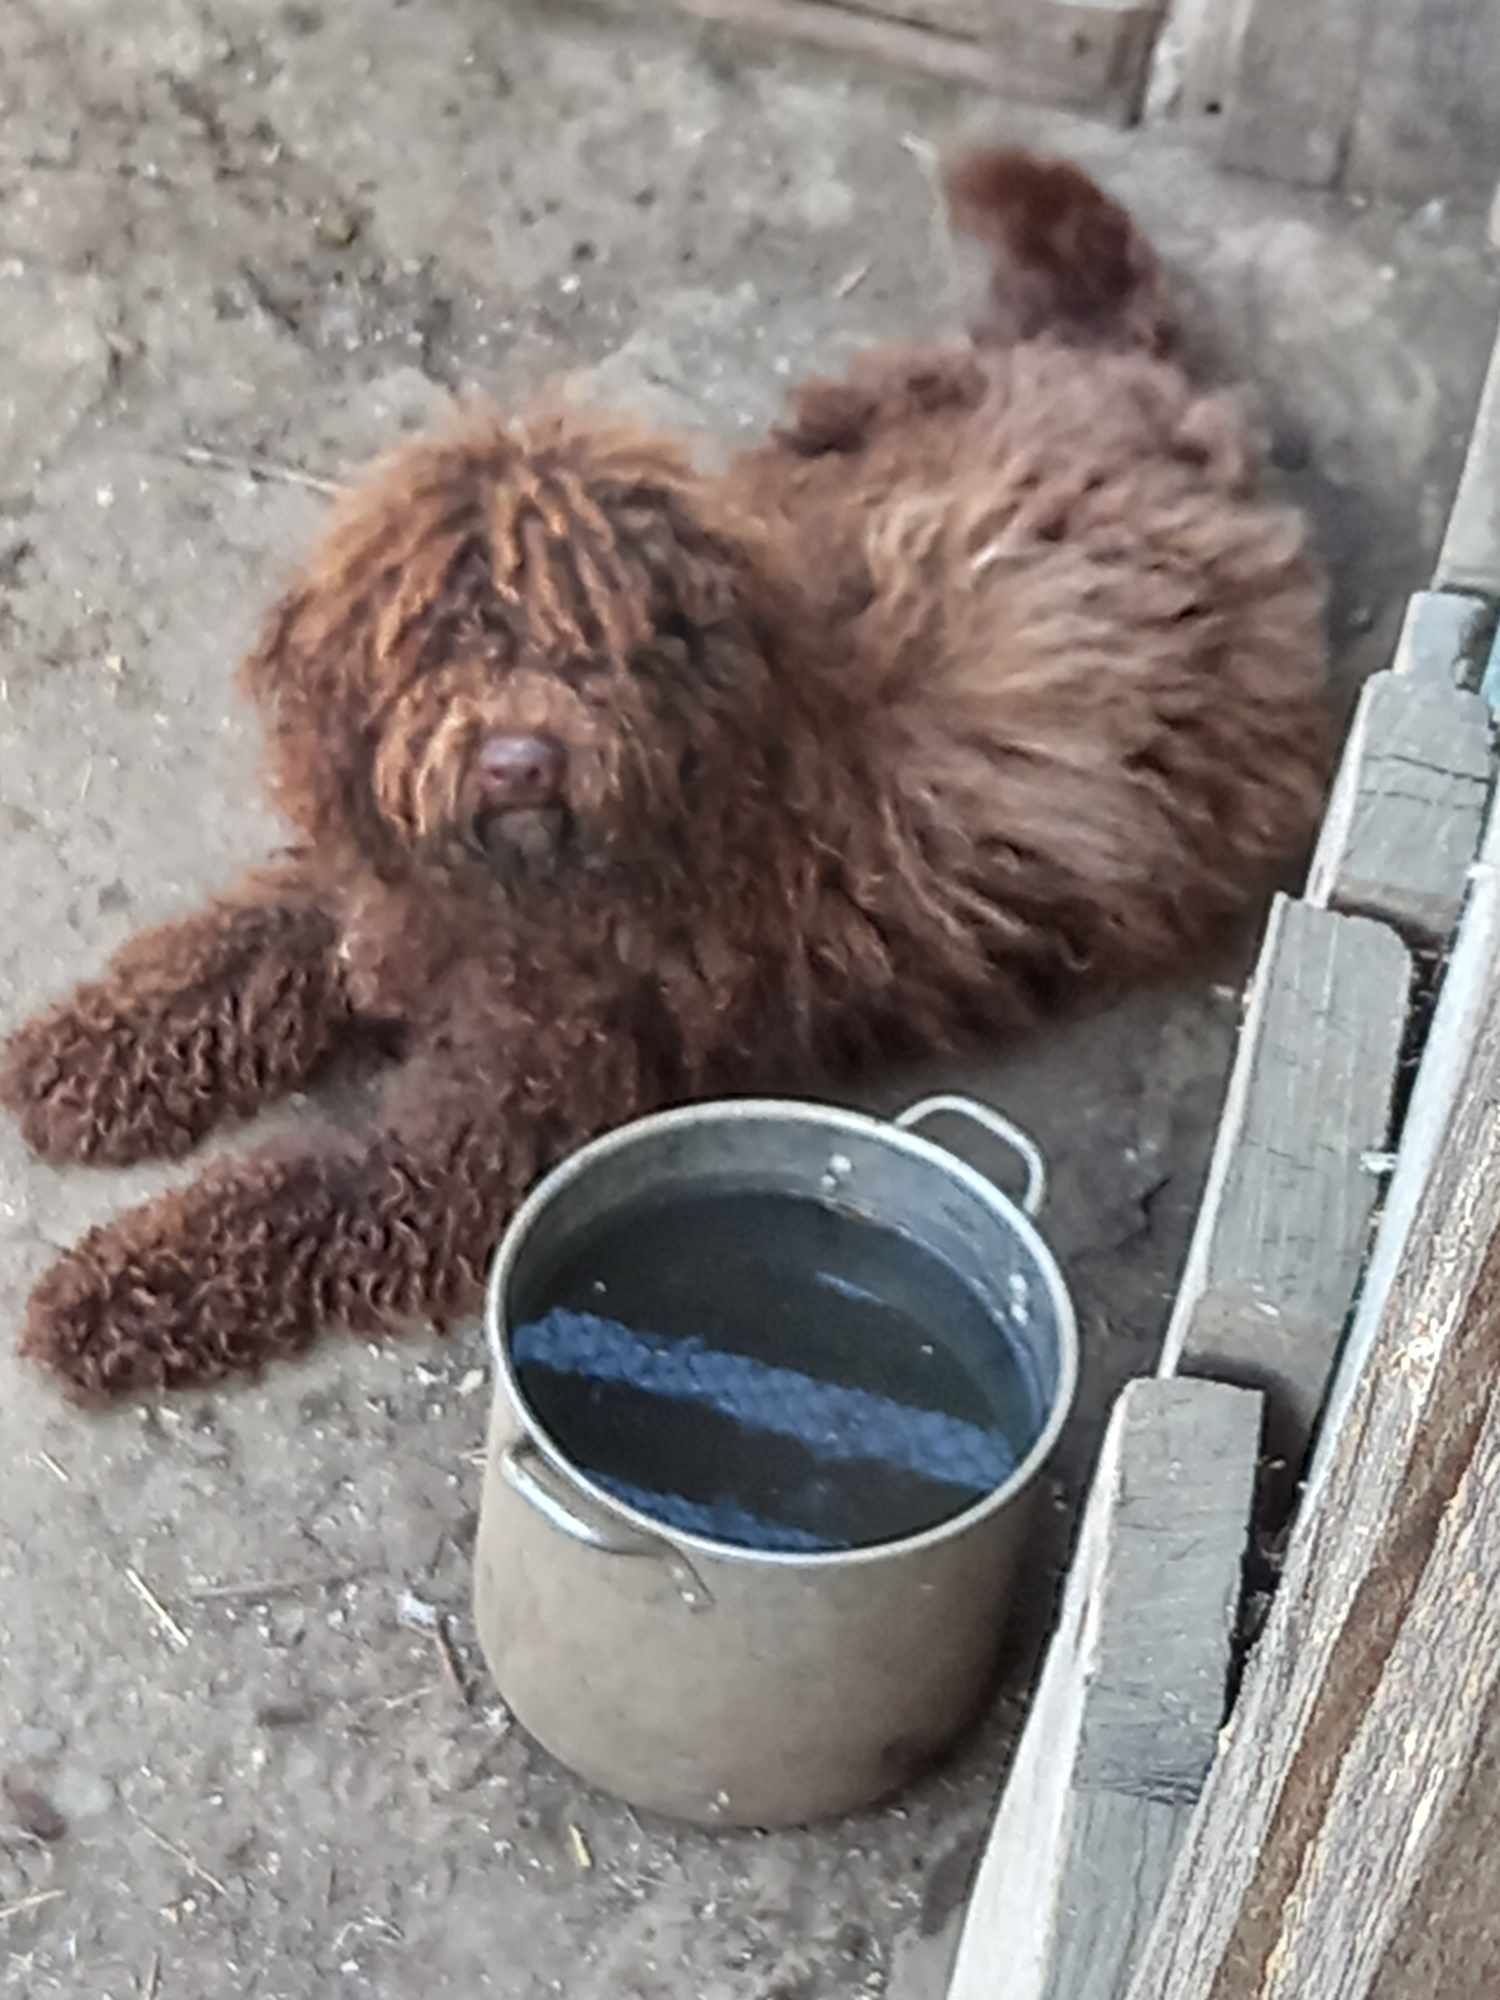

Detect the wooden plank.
[
  {"left": 946, "top": 1378, "right": 1261, "bottom": 2000},
  {"left": 991, "top": 1, "right": 1166, "bottom": 121},
  {"left": 1437, "top": 324, "right": 1500, "bottom": 600},
  {"left": 1144, "top": 0, "right": 1240, "bottom": 121},
  {"left": 673, "top": 0, "right": 1165, "bottom": 122},
  {"left": 1157, "top": 897, "right": 1410, "bottom": 1464},
  {"left": 674, "top": 0, "right": 1005, "bottom": 88},
  {"left": 1305, "top": 671, "right": 1492, "bottom": 948},
  {"left": 1344, "top": 0, "right": 1500, "bottom": 203},
  {"left": 1390, "top": 588, "right": 1495, "bottom": 689},
  {"left": 859, "top": 0, "right": 995, "bottom": 33},
  {"left": 1122, "top": 956, "right": 1500, "bottom": 1999},
  {"left": 1217, "top": 0, "right": 1374, "bottom": 189},
  {"left": 1265, "top": 1404, "right": 1500, "bottom": 1999},
  {"left": 1483, "top": 624, "right": 1500, "bottom": 714},
  {"left": 1309, "top": 795, "right": 1500, "bottom": 1491},
  {"left": 1480, "top": 628, "right": 1500, "bottom": 724}
]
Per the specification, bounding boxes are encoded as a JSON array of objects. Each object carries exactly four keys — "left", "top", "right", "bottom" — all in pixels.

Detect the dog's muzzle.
[{"left": 470, "top": 731, "right": 569, "bottom": 866}]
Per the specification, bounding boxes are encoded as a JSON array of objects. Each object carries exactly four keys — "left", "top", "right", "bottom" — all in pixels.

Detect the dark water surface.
[{"left": 511, "top": 1187, "right": 1045, "bottom": 1551}]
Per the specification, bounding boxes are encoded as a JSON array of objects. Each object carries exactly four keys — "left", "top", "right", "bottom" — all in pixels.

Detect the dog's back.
[
  {"left": 728, "top": 145, "right": 1328, "bottom": 999},
  {"left": 729, "top": 146, "right": 1237, "bottom": 629}
]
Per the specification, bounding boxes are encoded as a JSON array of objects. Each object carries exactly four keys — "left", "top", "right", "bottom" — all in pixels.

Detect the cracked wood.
[
  {"left": 1125, "top": 898, "right": 1500, "bottom": 2000},
  {"left": 1156, "top": 895, "right": 1410, "bottom": 1467}
]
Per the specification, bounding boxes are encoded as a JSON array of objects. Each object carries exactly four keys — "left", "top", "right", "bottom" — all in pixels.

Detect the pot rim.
[{"left": 484, "top": 1096, "right": 1079, "bottom": 1571}]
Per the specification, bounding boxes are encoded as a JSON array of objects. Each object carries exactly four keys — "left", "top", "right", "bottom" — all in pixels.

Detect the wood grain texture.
[
  {"left": 1157, "top": 896, "right": 1410, "bottom": 1460},
  {"left": 672, "top": 0, "right": 1165, "bottom": 121},
  {"left": 992, "top": 1, "right": 1166, "bottom": 119},
  {"left": 1144, "top": 0, "right": 1241, "bottom": 120},
  {"left": 1310, "top": 796, "right": 1500, "bottom": 1493},
  {"left": 947, "top": 1378, "right": 1261, "bottom": 2000},
  {"left": 1390, "top": 589, "right": 1495, "bottom": 690},
  {"left": 1252, "top": 1395, "right": 1500, "bottom": 1998},
  {"left": 1217, "top": 0, "right": 1373, "bottom": 187},
  {"left": 1344, "top": 0, "right": 1500, "bottom": 201},
  {"left": 1305, "top": 671, "right": 1492, "bottom": 948},
  {"left": 1483, "top": 626, "right": 1500, "bottom": 715},
  {"left": 1437, "top": 325, "right": 1500, "bottom": 599},
  {"left": 860, "top": 0, "right": 995, "bottom": 34},
  {"left": 673, "top": 0, "right": 1003, "bottom": 86},
  {"left": 1124, "top": 919, "right": 1500, "bottom": 2000}
]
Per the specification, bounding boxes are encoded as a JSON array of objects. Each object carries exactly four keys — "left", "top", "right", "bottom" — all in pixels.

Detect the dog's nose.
[{"left": 475, "top": 732, "right": 565, "bottom": 806}]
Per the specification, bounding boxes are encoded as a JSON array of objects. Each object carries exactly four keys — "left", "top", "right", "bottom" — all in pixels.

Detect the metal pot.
[{"left": 472, "top": 1093, "right": 1077, "bottom": 1828}]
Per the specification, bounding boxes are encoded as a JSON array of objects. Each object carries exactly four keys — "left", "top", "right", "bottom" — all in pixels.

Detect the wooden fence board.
[
  {"left": 1310, "top": 796, "right": 1500, "bottom": 1490},
  {"left": 1217, "top": 0, "right": 1373, "bottom": 188},
  {"left": 672, "top": 0, "right": 1166, "bottom": 122},
  {"left": 1344, "top": 0, "right": 1500, "bottom": 202},
  {"left": 1305, "top": 671, "right": 1492, "bottom": 949},
  {"left": 1437, "top": 326, "right": 1500, "bottom": 600},
  {"left": 946, "top": 1379, "right": 1260, "bottom": 2000},
  {"left": 1156, "top": 896, "right": 1410, "bottom": 1463},
  {"left": 1123, "top": 923, "right": 1500, "bottom": 2000},
  {"left": 1390, "top": 588, "right": 1495, "bottom": 689}
]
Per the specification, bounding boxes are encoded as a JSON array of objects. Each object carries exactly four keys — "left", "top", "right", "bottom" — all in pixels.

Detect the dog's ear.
[{"left": 240, "top": 584, "right": 386, "bottom": 851}]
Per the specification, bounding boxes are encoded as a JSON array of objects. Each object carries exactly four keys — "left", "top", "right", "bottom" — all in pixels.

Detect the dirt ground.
[{"left": 1, "top": 3, "right": 1496, "bottom": 1996}]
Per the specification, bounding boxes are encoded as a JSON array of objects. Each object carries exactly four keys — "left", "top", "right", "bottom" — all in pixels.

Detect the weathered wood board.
[
  {"left": 1123, "top": 940, "right": 1500, "bottom": 2000},
  {"left": 674, "top": 0, "right": 1004, "bottom": 89},
  {"left": 1213, "top": 0, "right": 1500, "bottom": 199},
  {"left": 672, "top": 0, "right": 1166, "bottom": 123},
  {"left": 1262, "top": 1396, "right": 1500, "bottom": 1999},
  {"left": 1390, "top": 588, "right": 1495, "bottom": 689},
  {"left": 1156, "top": 896, "right": 1410, "bottom": 1464},
  {"left": 1484, "top": 625, "right": 1500, "bottom": 714},
  {"left": 1143, "top": 0, "right": 1239, "bottom": 121},
  {"left": 1437, "top": 326, "right": 1500, "bottom": 600},
  {"left": 946, "top": 1378, "right": 1261, "bottom": 2000},
  {"left": 1310, "top": 793, "right": 1500, "bottom": 1488},
  {"left": 1344, "top": 0, "right": 1500, "bottom": 202},
  {"left": 1217, "top": 0, "right": 1372, "bottom": 188},
  {"left": 1305, "top": 670, "right": 1492, "bottom": 948},
  {"left": 991, "top": 1, "right": 1165, "bottom": 120}
]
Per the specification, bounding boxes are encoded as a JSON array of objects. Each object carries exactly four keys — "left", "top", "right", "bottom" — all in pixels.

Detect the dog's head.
[{"left": 244, "top": 404, "right": 781, "bottom": 886}]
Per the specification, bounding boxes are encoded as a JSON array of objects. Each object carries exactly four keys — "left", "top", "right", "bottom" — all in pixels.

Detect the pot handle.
[
  {"left": 892, "top": 1093, "right": 1048, "bottom": 1217},
  {"left": 499, "top": 1439, "right": 714, "bottom": 1612}
]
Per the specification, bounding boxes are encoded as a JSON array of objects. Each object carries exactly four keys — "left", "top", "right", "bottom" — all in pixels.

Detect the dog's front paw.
[
  {"left": 1, "top": 1013, "right": 99, "bottom": 1163},
  {"left": 23, "top": 1235, "right": 189, "bottom": 1401},
  {"left": 20, "top": 1220, "right": 279, "bottom": 1401},
  {"left": 1, "top": 1007, "right": 199, "bottom": 1167}
]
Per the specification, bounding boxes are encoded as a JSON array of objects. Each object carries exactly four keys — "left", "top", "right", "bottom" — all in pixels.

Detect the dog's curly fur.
[{"left": 2, "top": 148, "right": 1330, "bottom": 1400}]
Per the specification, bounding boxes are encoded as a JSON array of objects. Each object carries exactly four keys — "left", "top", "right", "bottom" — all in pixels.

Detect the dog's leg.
[
  {"left": 0, "top": 859, "right": 349, "bottom": 1166},
  {"left": 16, "top": 1044, "right": 587, "bottom": 1399}
]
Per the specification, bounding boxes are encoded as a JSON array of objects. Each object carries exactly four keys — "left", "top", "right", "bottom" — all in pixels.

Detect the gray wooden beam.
[
  {"left": 672, "top": 1, "right": 1167, "bottom": 124},
  {"left": 1217, "top": 0, "right": 1373, "bottom": 188},
  {"left": 1437, "top": 324, "right": 1500, "bottom": 600},
  {"left": 1344, "top": 0, "right": 1500, "bottom": 203},
  {"left": 946, "top": 1378, "right": 1261, "bottom": 2000},
  {"left": 1144, "top": 0, "right": 1239, "bottom": 121},
  {"left": 1157, "top": 896, "right": 1410, "bottom": 1464},
  {"left": 1390, "top": 589, "right": 1495, "bottom": 690},
  {"left": 1483, "top": 623, "right": 1500, "bottom": 715},
  {"left": 1124, "top": 937, "right": 1500, "bottom": 2000},
  {"left": 1305, "top": 671, "right": 1492, "bottom": 949},
  {"left": 1310, "top": 795, "right": 1500, "bottom": 1494}
]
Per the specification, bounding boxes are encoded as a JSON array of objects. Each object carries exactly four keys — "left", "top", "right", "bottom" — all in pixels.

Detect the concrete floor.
[{"left": 1, "top": 3, "right": 1496, "bottom": 1996}]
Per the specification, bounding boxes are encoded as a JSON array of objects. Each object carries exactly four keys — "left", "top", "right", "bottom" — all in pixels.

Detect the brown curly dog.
[{"left": 2, "top": 148, "right": 1329, "bottom": 1400}]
